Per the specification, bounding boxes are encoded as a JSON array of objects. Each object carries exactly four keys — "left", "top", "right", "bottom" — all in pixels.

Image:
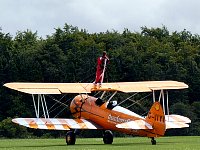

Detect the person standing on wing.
[{"left": 94, "top": 51, "right": 110, "bottom": 86}]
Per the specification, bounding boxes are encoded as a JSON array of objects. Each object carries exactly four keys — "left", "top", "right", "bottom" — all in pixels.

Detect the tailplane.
[
  {"left": 145, "top": 102, "right": 166, "bottom": 137},
  {"left": 165, "top": 114, "right": 191, "bottom": 129}
]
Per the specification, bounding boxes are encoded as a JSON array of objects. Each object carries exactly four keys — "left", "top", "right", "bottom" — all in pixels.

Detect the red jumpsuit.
[{"left": 95, "top": 56, "right": 109, "bottom": 84}]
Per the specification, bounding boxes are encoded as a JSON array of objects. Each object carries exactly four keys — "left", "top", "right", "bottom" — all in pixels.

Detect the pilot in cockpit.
[{"left": 107, "top": 100, "right": 117, "bottom": 109}]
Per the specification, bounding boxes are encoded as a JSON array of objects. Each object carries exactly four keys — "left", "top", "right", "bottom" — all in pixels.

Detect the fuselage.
[{"left": 70, "top": 94, "right": 165, "bottom": 137}]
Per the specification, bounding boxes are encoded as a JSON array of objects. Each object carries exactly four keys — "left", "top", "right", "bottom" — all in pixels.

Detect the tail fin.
[{"left": 146, "top": 102, "right": 166, "bottom": 137}]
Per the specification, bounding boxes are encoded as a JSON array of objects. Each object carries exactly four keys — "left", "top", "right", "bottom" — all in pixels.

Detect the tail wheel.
[
  {"left": 151, "top": 137, "right": 156, "bottom": 145},
  {"left": 103, "top": 130, "right": 113, "bottom": 144},
  {"left": 66, "top": 131, "right": 76, "bottom": 145}
]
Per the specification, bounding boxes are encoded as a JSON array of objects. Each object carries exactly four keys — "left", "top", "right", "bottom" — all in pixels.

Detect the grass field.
[{"left": 0, "top": 136, "right": 199, "bottom": 150}]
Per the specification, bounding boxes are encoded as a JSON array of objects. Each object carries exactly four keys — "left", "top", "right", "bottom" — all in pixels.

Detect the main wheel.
[
  {"left": 103, "top": 130, "right": 113, "bottom": 144},
  {"left": 66, "top": 131, "right": 76, "bottom": 145},
  {"left": 151, "top": 138, "right": 156, "bottom": 145}
]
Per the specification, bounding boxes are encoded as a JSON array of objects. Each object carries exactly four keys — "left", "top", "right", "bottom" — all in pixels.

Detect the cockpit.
[
  {"left": 95, "top": 98, "right": 117, "bottom": 109},
  {"left": 95, "top": 98, "right": 104, "bottom": 106}
]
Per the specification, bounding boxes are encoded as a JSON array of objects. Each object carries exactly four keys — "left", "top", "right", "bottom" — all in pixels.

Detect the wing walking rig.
[{"left": 4, "top": 80, "right": 190, "bottom": 145}]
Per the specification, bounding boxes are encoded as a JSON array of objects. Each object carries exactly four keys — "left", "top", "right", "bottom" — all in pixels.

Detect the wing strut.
[
  {"left": 166, "top": 91, "right": 170, "bottom": 121},
  {"left": 100, "top": 91, "right": 106, "bottom": 99},
  {"left": 31, "top": 94, "right": 49, "bottom": 119},
  {"left": 108, "top": 91, "right": 117, "bottom": 102},
  {"left": 153, "top": 90, "right": 170, "bottom": 117},
  {"left": 162, "top": 90, "right": 165, "bottom": 115},
  {"left": 32, "top": 94, "right": 38, "bottom": 118},
  {"left": 153, "top": 90, "right": 155, "bottom": 102}
]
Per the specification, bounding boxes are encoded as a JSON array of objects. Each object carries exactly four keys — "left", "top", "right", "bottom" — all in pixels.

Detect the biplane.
[{"left": 4, "top": 81, "right": 190, "bottom": 145}]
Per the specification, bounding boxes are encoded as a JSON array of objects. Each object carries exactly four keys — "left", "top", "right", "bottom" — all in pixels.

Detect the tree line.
[{"left": 0, "top": 24, "right": 200, "bottom": 138}]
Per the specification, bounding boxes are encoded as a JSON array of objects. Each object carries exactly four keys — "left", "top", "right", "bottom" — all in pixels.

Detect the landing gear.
[
  {"left": 66, "top": 131, "right": 76, "bottom": 145},
  {"left": 151, "top": 137, "right": 156, "bottom": 145},
  {"left": 103, "top": 130, "right": 113, "bottom": 144}
]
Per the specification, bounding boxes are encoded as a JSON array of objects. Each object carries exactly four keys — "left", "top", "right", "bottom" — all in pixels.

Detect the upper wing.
[
  {"left": 4, "top": 80, "right": 188, "bottom": 94},
  {"left": 12, "top": 118, "right": 102, "bottom": 130}
]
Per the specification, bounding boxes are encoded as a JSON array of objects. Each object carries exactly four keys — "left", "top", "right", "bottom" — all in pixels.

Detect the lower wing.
[{"left": 12, "top": 118, "right": 102, "bottom": 130}]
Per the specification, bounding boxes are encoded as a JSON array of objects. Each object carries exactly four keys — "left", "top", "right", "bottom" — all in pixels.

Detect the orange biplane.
[{"left": 4, "top": 81, "right": 190, "bottom": 145}]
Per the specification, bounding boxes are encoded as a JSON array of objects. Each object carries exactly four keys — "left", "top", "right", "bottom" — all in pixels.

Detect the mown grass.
[{"left": 0, "top": 136, "right": 199, "bottom": 150}]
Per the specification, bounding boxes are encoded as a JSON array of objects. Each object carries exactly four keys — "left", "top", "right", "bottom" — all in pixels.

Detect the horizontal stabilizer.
[
  {"left": 165, "top": 114, "right": 191, "bottom": 129},
  {"left": 166, "top": 121, "right": 189, "bottom": 129},
  {"left": 165, "top": 114, "right": 191, "bottom": 123},
  {"left": 116, "top": 120, "right": 153, "bottom": 129},
  {"left": 12, "top": 118, "right": 102, "bottom": 130}
]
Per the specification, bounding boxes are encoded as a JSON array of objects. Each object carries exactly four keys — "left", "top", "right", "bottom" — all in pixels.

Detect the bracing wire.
[
  {"left": 39, "top": 95, "right": 71, "bottom": 118},
  {"left": 47, "top": 99, "right": 71, "bottom": 117},
  {"left": 47, "top": 95, "right": 67, "bottom": 111},
  {"left": 126, "top": 93, "right": 152, "bottom": 109},
  {"left": 54, "top": 106, "right": 68, "bottom": 118},
  {"left": 46, "top": 94, "right": 68, "bottom": 107},
  {"left": 117, "top": 93, "right": 138, "bottom": 106}
]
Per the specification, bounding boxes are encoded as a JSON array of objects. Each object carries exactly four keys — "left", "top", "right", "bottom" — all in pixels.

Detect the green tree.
[{"left": 0, "top": 117, "right": 29, "bottom": 138}]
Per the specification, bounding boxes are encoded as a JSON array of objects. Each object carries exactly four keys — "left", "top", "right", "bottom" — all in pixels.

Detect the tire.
[
  {"left": 151, "top": 138, "right": 156, "bottom": 145},
  {"left": 103, "top": 130, "right": 113, "bottom": 144},
  {"left": 66, "top": 131, "right": 76, "bottom": 145}
]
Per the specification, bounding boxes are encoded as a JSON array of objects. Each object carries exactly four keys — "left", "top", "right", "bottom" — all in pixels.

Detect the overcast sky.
[{"left": 1, "top": 0, "right": 200, "bottom": 37}]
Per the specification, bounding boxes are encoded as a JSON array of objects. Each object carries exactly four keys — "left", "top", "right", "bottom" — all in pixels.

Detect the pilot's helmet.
[{"left": 112, "top": 101, "right": 117, "bottom": 106}]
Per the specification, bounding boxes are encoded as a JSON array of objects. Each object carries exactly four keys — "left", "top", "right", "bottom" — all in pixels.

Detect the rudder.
[{"left": 145, "top": 102, "right": 166, "bottom": 137}]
